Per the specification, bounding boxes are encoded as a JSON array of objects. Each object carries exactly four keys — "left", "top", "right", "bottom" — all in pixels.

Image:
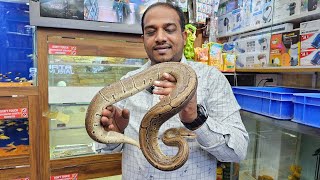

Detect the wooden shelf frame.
[
  {"left": 37, "top": 27, "right": 148, "bottom": 179},
  {"left": 0, "top": 89, "right": 40, "bottom": 180}
]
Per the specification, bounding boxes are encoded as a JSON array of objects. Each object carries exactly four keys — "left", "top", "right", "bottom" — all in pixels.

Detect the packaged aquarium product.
[
  {"left": 222, "top": 53, "right": 236, "bottom": 72},
  {"left": 208, "top": 43, "right": 223, "bottom": 71}
]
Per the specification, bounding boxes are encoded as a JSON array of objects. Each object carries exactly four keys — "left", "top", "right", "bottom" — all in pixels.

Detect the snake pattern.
[{"left": 85, "top": 62, "right": 198, "bottom": 171}]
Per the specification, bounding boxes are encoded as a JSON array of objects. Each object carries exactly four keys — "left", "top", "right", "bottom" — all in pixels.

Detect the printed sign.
[
  {"left": 0, "top": 108, "right": 28, "bottom": 120},
  {"left": 48, "top": 44, "right": 77, "bottom": 55},
  {"left": 50, "top": 173, "right": 78, "bottom": 180},
  {"left": 49, "top": 64, "right": 73, "bottom": 75}
]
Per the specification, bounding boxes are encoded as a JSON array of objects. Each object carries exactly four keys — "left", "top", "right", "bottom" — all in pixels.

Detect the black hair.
[{"left": 141, "top": 2, "right": 186, "bottom": 34}]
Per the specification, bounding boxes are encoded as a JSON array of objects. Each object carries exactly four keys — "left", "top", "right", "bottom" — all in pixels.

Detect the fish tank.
[
  {"left": 0, "top": 118, "right": 29, "bottom": 157},
  {"left": 48, "top": 54, "right": 147, "bottom": 159},
  {"left": 0, "top": 1, "right": 36, "bottom": 86}
]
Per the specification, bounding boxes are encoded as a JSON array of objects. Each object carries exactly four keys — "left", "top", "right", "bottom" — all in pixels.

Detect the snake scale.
[{"left": 85, "top": 62, "right": 198, "bottom": 171}]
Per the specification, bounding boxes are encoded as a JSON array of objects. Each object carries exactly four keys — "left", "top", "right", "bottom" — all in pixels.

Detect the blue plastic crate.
[
  {"left": 232, "top": 87, "right": 319, "bottom": 120},
  {"left": 292, "top": 93, "right": 320, "bottom": 128}
]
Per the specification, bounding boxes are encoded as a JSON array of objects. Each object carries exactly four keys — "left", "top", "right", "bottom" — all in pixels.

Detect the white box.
[
  {"left": 301, "top": 0, "right": 320, "bottom": 13},
  {"left": 300, "top": 19, "right": 320, "bottom": 50},
  {"left": 236, "top": 52, "right": 270, "bottom": 68},
  {"left": 300, "top": 49, "right": 320, "bottom": 66},
  {"left": 273, "top": 0, "right": 301, "bottom": 21}
]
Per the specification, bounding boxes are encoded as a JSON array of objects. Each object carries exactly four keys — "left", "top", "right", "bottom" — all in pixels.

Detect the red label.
[
  {"left": 50, "top": 173, "right": 78, "bottom": 180},
  {"left": 300, "top": 51, "right": 314, "bottom": 58},
  {"left": 0, "top": 108, "right": 28, "bottom": 119},
  {"left": 48, "top": 44, "right": 77, "bottom": 55},
  {"left": 300, "top": 33, "right": 314, "bottom": 41}
]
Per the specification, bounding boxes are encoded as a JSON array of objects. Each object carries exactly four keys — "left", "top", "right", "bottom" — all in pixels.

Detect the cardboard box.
[
  {"left": 269, "top": 30, "right": 300, "bottom": 66},
  {"left": 301, "top": 0, "right": 320, "bottom": 12},
  {"left": 237, "top": 52, "right": 269, "bottom": 68},
  {"left": 273, "top": 0, "right": 301, "bottom": 21},
  {"left": 300, "top": 49, "right": 320, "bottom": 65},
  {"left": 300, "top": 19, "right": 320, "bottom": 51}
]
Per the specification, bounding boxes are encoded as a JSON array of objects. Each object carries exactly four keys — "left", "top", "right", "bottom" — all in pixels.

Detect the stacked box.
[
  {"left": 269, "top": 30, "right": 300, "bottom": 66},
  {"left": 273, "top": 0, "right": 301, "bottom": 21},
  {"left": 301, "top": 0, "right": 320, "bottom": 13},
  {"left": 300, "top": 19, "right": 320, "bottom": 65}
]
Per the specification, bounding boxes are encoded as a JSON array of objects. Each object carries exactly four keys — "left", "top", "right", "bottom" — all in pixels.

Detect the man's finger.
[
  {"left": 162, "top": 73, "right": 176, "bottom": 82},
  {"left": 153, "top": 80, "right": 175, "bottom": 88}
]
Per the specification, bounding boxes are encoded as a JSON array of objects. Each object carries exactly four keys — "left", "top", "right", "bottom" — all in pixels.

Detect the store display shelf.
[
  {"left": 240, "top": 110, "right": 320, "bottom": 137},
  {"left": 7, "top": 47, "right": 32, "bottom": 50},
  {"left": 7, "top": 32, "right": 32, "bottom": 36},
  {"left": 218, "top": 21, "right": 273, "bottom": 38},
  {"left": 50, "top": 126, "right": 85, "bottom": 131},
  {"left": 49, "top": 86, "right": 103, "bottom": 104},
  {"left": 236, "top": 66, "right": 320, "bottom": 73},
  {"left": 222, "top": 72, "right": 236, "bottom": 75},
  {"left": 273, "top": 10, "right": 320, "bottom": 25},
  {"left": 0, "top": 86, "right": 37, "bottom": 96},
  {"left": 49, "top": 62, "right": 144, "bottom": 68},
  {"left": 217, "top": 11, "right": 320, "bottom": 38}
]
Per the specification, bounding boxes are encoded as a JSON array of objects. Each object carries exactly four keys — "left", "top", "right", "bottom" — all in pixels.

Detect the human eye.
[
  {"left": 145, "top": 29, "right": 156, "bottom": 36},
  {"left": 165, "top": 25, "right": 177, "bottom": 33}
]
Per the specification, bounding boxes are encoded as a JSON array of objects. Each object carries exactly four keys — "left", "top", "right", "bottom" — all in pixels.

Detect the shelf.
[
  {"left": 240, "top": 110, "right": 320, "bottom": 137},
  {"left": 7, "top": 32, "right": 32, "bottom": 36},
  {"left": 218, "top": 21, "right": 274, "bottom": 38},
  {"left": 236, "top": 66, "right": 320, "bottom": 73},
  {"left": 6, "top": 18, "right": 29, "bottom": 23},
  {"left": 50, "top": 126, "right": 85, "bottom": 131},
  {"left": 7, "top": 47, "right": 32, "bottom": 50},
  {"left": 217, "top": 10, "right": 320, "bottom": 38},
  {"left": 273, "top": 9, "right": 320, "bottom": 25},
  {"left": 49, "top": 62, "right": 143, "bottom": 68},
  {"left": 49, "top": 87, "right": 103, "bottom": 104}
]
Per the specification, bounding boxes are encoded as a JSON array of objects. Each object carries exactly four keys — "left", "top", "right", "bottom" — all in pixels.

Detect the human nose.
[{"left": 154, "top": 29, "right": 167, "bottom": 43}]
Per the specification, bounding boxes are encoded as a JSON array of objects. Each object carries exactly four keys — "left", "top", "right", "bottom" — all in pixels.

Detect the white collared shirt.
[{"left": 95, "top": 56, "right": 249, "bottom": 180}]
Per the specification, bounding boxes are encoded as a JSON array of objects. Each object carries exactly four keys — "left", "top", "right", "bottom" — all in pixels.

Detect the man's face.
[{"left": 142, "top": 6, "right": 187, "bottom": 65}]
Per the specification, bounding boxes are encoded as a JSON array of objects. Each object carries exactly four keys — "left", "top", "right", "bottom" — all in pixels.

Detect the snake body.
[{"left": 85, "top": 62, "right": 198, "bottom": 171}]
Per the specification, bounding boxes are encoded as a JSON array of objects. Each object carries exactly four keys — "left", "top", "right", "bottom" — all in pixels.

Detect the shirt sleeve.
[{"left": 194, "top": 69, "right": 249, "bottom": 162}]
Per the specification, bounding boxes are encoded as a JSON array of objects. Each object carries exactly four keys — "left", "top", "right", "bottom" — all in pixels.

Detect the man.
[{"left": 95, "top": 2, "right": 249, "bottom": 180}]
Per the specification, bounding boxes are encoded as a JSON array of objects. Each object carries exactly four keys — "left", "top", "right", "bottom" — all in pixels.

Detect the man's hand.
[
  {"left": 100, "top": 105, "right": 130, "bottom": 133},
  {"left": 152, "top": 73, "right": 197, "bottom": 123}
]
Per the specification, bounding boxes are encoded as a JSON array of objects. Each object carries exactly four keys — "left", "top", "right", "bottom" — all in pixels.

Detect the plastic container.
[
  {"left": 292, "top": 93, "right": 320, "bottom": 128},
  {"left": 232, "top": 87, "right": 319, "bottom": 120}
]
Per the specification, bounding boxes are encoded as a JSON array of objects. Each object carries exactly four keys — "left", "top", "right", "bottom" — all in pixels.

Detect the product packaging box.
[
  {"left": 194, "top": 47, "right": 209, "bottom": 65},
  {"left": 300, "top": 19, "right": 320, "bottom": 65},
  {"left": 300, "top": 19, "right": 320, "bottom": 50},
  {"left": 273, "top": 0, "right": 301, "bottom": 21},
  {"left": 300, "top": 49, "right": 320, "bottom": 65},
  {"left": 222, "top": 53, "right": 236, "bottom": 72},
  {"left": 269, "top": 30, "right": 300, "bottom": 66},
  {"left": 301, "top": 0, "right": 320, "bottom": 13},
  {"left": 208, "top": 42, "right": 223, "bottom": 70},
  {"left": 218, "top": 13, "right": 230, "bottom": 35},
  {"left": 236, "top": 52, "right": 269, "bottom": 68}
]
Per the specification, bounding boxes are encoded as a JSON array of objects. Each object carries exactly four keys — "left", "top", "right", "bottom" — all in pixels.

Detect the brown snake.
[{"left": 85, "top": 62, "right": 198, "bottom": 171}]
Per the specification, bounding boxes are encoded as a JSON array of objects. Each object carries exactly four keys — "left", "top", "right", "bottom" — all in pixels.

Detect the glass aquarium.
[
  {"left": 0, "top": 1, "right": 36, "bottom": 86},
  {"left": 48, "top": 54, "right": 147, "bottom": 159},
  {"left": 239, "top": 111, "right": 320, "bottom": 180}
]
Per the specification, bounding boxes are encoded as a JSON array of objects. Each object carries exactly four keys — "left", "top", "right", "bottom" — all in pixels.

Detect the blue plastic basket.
[
  {"left": 232, "top": 87, "right": 319, "bottom": 120},
  {"left": 292, "top": 93, "right": 320, "bottom": 128}
]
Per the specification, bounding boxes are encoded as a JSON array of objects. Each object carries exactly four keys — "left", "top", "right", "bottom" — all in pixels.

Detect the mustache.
[{"left": 153, "top": 44, "right": 172, "bottom": 50}]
